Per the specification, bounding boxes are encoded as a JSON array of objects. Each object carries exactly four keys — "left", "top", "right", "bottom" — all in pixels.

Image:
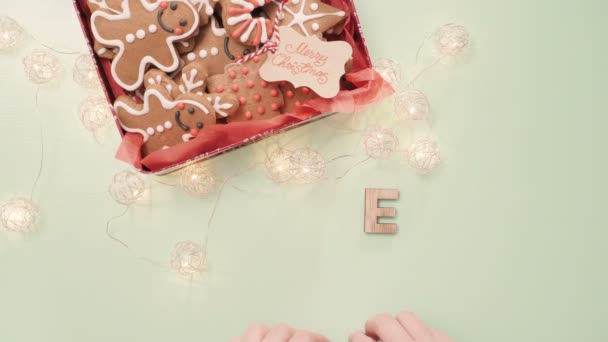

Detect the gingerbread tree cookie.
[
  {"left": 265, "top": 0, "right": 346, "bottom": 37},
  {"left": 91, "top": 0, "right": 201, "bottom": 91},
  {"left": 207, "top": 55, "right": 284, "bottom": 122},
  {"left": 114, "top": 83, "right": 239, "bottom": 156},
  {"left": 182, "top": 16, "right": 256, "bottom": 76}
]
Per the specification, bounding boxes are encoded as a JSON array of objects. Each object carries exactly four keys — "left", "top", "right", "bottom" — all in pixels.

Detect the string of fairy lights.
[{"left": 0, "top": 14, "right": 470, "bottom": 279}]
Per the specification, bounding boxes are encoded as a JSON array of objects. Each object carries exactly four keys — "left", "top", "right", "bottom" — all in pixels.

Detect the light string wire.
[{"left": 31, "top": 87, "right": 45, "bottom": 200}]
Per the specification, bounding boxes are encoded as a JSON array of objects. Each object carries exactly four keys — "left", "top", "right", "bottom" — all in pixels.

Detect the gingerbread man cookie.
[
  {"left": 115, "top": 84, "right": 239, "bottom": 156},
  {"left": 219, "top": 0, "right": 275, "bottom": 46},
  {"left": 182, "top": 16, "right": 256, "bottom": 75},
  {"left": 265, "top": 0, "right": 346, "bottom": 37},
  {"left": 207, "top": 55, "right": 284, "bottom": 122},
  {"left": 91, "top": 0, "right": 200, "bottom": 91}
]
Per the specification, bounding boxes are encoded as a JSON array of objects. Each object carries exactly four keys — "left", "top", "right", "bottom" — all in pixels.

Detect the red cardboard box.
[{"left": 73, "top": 0, "right": 392, "bottom": 174}]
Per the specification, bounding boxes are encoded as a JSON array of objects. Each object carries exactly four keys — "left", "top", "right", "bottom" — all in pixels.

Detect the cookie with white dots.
[
  {"left": 265, "top": 0, "right": 346, "bottom": 38},
  {"left": 90, "top": 0, "right": 201, "bottom": 91},
  {"left": 207, "top": 55, "right": 284, "bottom": 122},
  {"left": 182, "top": 16, "right": 257, "bottom": 76}
]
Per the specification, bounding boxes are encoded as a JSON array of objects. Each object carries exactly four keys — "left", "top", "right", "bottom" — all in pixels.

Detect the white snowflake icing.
[{"left": 178, "top": 69, "right": 205, "bottom": 94}]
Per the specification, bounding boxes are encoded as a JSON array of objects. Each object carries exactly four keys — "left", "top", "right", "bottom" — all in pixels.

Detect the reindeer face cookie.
[
  {"left": 91, "top": 0, "right": 200, "bottom": 91},
  {"left": 115, "top": 68, "right": 239, "bottom": 156}
]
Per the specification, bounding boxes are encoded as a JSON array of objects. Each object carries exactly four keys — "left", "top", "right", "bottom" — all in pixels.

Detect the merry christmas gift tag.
[{"left": 259, "top": 27, "right": 353, "bottom": 99}]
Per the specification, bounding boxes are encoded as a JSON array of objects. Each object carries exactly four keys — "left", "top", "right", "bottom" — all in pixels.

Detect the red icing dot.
[
  {"left": 260, "top": 80, "right": 268, "bottom": 88},
  {"left": 235, "top": 54, "right": 243, "bottom": 60},
  {"left": 239, "top": 97, "right": 247, "bottom": 105},
  {"left": 229, "top": 71, "right": 237, "bottom": 79},
  {"left": 174, "top": 27, "right": 184, "bottom": 35},
  {"left": 190, "top": 128, "right": 199, "bottom": 137},
  {"left": 280, "top": 81, "right": 287, "bottom": 86},
  {"left": 247, "top": 80, "right": 255, "bottom": 88},
  {"left": 301, "top": 87, "right": 311, "bottom": 95},
  {"left": 245, "top": 112, "right": 253, "bottom": 120},
  {"left": 271, "top": 103, "right": 280, "bottom": 111},
  {"left": 177, "top": 103, "right": 186, "bottom": 110},
  {"left": 257, "top": 106, "right": 266, "bottom": 115},
  {"left": 215, "top": 85, "right": 225, "bottom": 93},
  {"left": 241, "top": 67, "right": 249, "bottom": 75},
  {"left": 253, "top": 56, "right": 260, "bottom": 63},
  {"left": 295, "top": 101, "right": 302, "bottom": 107},
  {"left": 286, "top": 90, "right": 295, "bottom": 99},
  {"left": 254, "top": 94, "right": 261, "bottom": 102},
  {"left": 232, "top": 84, "right": 239, "bottom": 92},
  {"left": 159, "top": 1, "right": 168, "bottom": 10},
  {"left": 270, "top": 89, "right": 278, "bottom": 97}
]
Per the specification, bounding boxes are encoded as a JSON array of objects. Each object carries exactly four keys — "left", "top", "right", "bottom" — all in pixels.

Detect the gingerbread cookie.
[
  {"left": 207, "top": 55, "right": 284, "bottom": 122},
  {"left": 145, "top": 60, "right": 208, "bottom": 99},
  {"left": 280, "top": 83, "right": 318, "bottom": 114},
  {"left": 182, "top": 16, "right": 256, "bottom": 75},
  {"left": 91, "top": 0, "right": 200, "bottom": 91},
  {"left": 265, "top": 0, "right": 346, "bottom": 37},
  {"left": 115, "top": 84, "right": 239, "bottom": 156},
  {"left": 219, "top": 0, "right": 274, "bottom": 46}
]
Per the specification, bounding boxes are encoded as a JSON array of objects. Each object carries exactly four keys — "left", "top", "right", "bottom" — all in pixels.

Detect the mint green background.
[{"left": 1, "top": 0, "right": 607, "bottom": 341}]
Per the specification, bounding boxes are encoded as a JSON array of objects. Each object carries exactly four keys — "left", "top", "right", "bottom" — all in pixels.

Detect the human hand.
[
  {"left": 230, "top": 323, "right": 330, "bottom": 342},
  {"left": 349, "top": 312, "right": 454, "bottom": 342}
]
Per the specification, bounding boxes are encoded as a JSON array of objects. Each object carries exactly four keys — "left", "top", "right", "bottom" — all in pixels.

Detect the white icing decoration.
[
  {"left": 310, "top": 3, "right": 318, "bottom": 10},
  {"left": 187, "top": 53, "right": 196, "bottom": 61},
  {"left": 156, "top": 125, "right": 164, "bottom": 132},
  {"left": 164, "top": 121, "right": 173, "bottom": 129},
  {"left": 98, "top": 47, "right": 108, "bottom": 55},
  {"left": 178, "top": 68, "right": 205, "bottom": 94},
  {"left": 114, "top": 88, "right": 210, "bottom": 142},
  {"left": 208, "top": 96, "right": 233, "bottom": 117},
  {"left": 148, "top": 24, "right": 157, "bottom": 33},
  {"left": 312, "top": 23, "right": 319, "bottom": 31},
  {"left": 180, "top": 41, "right": 190, "bottom": 47},
  {"left": 147, "top": 127, "right": 155, "bottom": 135},
  {"left": 273, "top": 0, "right": 345, "bottom": 36},
  {"left": 199, "top": 49, "right": 208, "bottom": 58},
  {"left": 227, "top": 0, "right": 272, "bottom": 43},
  {"left": 182, "top": 133, "right": 194, "bottom": 142},
  {"left": 210, "top": 17, "right": 226, "bottom": 37},
  {"left": 126, "top": 33, "right": 135, "bottom": 43},
  {"left": 211, "top": 47, "right": 219, "bottom": 56},
  {"left": 189, "top": 0, "right": 217, "bottom": 16},
  {"left": 89, "top": 0, "right": 124, "bottom": 15},
  {"left": 91, "top": 0, "right": 201, "bottom": 91},
  {"left": 136, "top": 29, "right": 146, "bottom": 39}
]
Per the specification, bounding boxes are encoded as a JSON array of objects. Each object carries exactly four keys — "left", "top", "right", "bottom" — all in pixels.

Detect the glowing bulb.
[
  {"left": 406, "top": 137, "right": 441, "bottom": 174},
  {"left": 0, "top": 197, "right": 38, "bottom": 233},
  {"left": 434, "top": 23, "right": 470, "bottom": 58},
  {"left": 73, "top": 54, "right": 100, "bottom": 88},
  {"left": 108, "top": 170, "right": 146, "bottom": 205},
  {"left": 171, "top": 241, "right": 205, "bottom": 276},
  {"left": 289, "top": 148, "right": 326, "bottom": 184},
  {"left": 79, "top": 95, "right": 113, "bottom": 131},
  {"left": 22, "top": 50, "right": 61, "bottom": 84},
  {"left": 394, "top": 89, "right": 430, "bottom": 121},
  {"left": 363, "top": 127, "right": 400, "bottom": 159},
  {"left": 265, "top": 148, "right": 294, "bottom": 184},
  {"left": 373, "top": 58, "right": 402, "bottom": 86},
  {"left": 0, "top": 16, "right": 24, "bottom": 50},
  {"left": 179, "top": 164, "right": 217, "bottom": 197}
]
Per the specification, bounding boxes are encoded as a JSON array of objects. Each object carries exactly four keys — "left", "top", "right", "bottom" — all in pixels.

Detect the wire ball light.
[
  {"left": 434, "top": 23, "right": 470, "bottom": 58},
  {"left": 171, "top": 241, "right": 206, "bottom": 276},
  {"left": 0, "top": 16, "right": 24, "bottom": 50},
  {"left": 79, "top": 95, "right": 113, "bottom": 131},
  {"left": 73, "top": 53, "right": 100, "bottom": 89},
  {"left": 179, "top": 164, "right": 217, "bottom": 197},
  {"left": 22, "top": 50, "right": 61, "bottom": 84},
  {"left": 265, "top": 148, "right": 295, "bottom": 184},
  {"left": 0, "top": 197, "right": 38, "bottom": 233},
  {"left": 406, "top": 137, "right": 442, "bottom": 174},
  {"left": 373, "top": 58, "right": 402, "bottom": 86},
  {"left": 108, "top": 170, "right": 146, "bottom": 205},
  {"left": 362, "top": 127, "right": 400, "bottom": 160},
  {"left": 288, "top": 148, "right": 327, "bottom": 184},
  {"left": 394, "top": 89, "right": 430, "bottom": 121}
]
